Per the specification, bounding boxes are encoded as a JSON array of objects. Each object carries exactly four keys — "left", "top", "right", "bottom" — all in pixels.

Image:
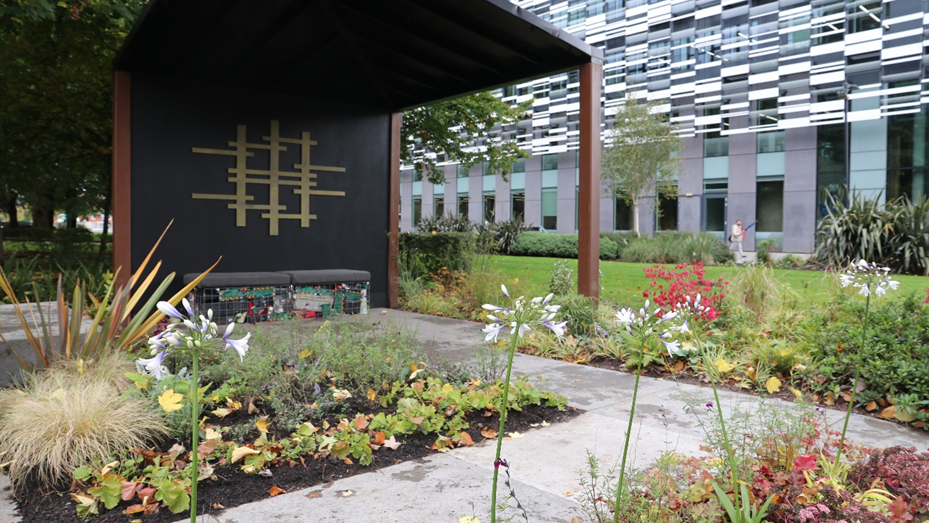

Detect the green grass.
[{"left": 490, "top": 256, "right": 929, "bottom": 308}]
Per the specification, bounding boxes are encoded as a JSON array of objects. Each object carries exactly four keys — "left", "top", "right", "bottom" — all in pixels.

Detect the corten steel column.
[
  {"left": 388, "top": 112, "right": 402, "bottom": 308},
  {"left": 577, "top": 60, "right": 603, "bottom": 300},
  {"left": 112, "top": 71, "right": 132, "bottom": 290}
]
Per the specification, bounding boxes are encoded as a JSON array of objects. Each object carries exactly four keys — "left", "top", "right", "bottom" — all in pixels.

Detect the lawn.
[{"left": 490, "top": 255, "right": 929, "bottom": 307}]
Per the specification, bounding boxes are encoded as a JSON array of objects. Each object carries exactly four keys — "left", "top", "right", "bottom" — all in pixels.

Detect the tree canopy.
[
  {"left": 0, "top": 1, "right": 142, "bottom": 228},
  {"left": 601, "top": 94, "right": 682, "bottom": 234},
  {"left": 401, "top": 91, "right": 530, "bottom": 185}
]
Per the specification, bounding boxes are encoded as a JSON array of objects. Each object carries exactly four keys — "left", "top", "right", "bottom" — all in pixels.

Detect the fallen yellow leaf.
[
  {"left": 231, "top": 446, "right": 260, "bottom": 464},
  {"left": 789, "top": 387, "right": 803, "bottom": 400},
  {"left": 765, "top": 376, "right": 783, "bottom": 394},
  {"left": 715, "top": 359, "right": 735, "bottom": 374},
  {"left": 366, "top": 388, "right": 377, "bottom": 401},
  {"left": 507, "top": 432, "right": 524, "bottom": 439},
  {"left": 211, "top": 408, "right": 231, "bottom": 418},
  {"left": 881, "top": 405, "right": 897, "bottom": 420},
  {"left": 256, "top": 419, "right": 270, "bottom": 434},
  {"left": 158, "top": 389, "right": 184, "bottom": 413}
]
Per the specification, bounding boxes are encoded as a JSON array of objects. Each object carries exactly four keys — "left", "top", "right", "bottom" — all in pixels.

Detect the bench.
[{"left": 182, "top": 270, "right": 371, "bottom": 325}]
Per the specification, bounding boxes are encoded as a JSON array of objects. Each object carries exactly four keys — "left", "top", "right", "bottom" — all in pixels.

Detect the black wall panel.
[{"left": 130, "top": 74, "right": 390, "bottom": 308}]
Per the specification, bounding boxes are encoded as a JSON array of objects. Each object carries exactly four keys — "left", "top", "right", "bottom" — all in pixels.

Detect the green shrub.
[
  {"left": 814, "top": 191, "right": 929, "bottom": 275},
  {"left": 398, "top": 231, "right": 475, "bottom": 278},
  {"left": 558, "top": 294, "right": 602, "bottom": 338},
  {"left": 493, "top": 216, "right": 532, "bottom": 254},
  {"left": 602, "top": 231, "right": 639, "bottom": 259},
  {"left": 510, "top": 232, "right": 618, "bottom": 260},
  {"left": 416, "top": 212, "right": 475, "bottom": 233},
  {"left": 755, "top": 239, "right": 777, "bottom": 266},
  {"left": 614, "top": 232, "right": 730, "bottom": 265},
  {"left": 549, "top": 259, "right": 574, "bottom": 296},
  {"left": 800, "top": 294, "right": 929, "bottom": 406}
]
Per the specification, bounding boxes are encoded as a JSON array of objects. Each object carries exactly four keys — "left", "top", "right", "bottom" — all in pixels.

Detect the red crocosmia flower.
[{"left": 794, "top": 454, "right": 816, "bottom": 471}]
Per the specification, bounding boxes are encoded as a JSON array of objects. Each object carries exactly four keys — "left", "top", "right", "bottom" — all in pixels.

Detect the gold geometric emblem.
[{"left": 191, "top": 120, "right": 346, "bottom": 236}]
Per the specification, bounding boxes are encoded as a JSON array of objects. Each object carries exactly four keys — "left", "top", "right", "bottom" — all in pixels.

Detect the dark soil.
[{"left": 13, "top": 404, "right": 581, "bottom": 523}]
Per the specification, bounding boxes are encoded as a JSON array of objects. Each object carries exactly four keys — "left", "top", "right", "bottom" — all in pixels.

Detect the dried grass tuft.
[{"left": 0, "top": 353, "right": 168, "bottom": 492}]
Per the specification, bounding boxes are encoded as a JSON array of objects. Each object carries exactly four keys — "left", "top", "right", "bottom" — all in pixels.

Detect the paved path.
[{"left": 2, "top": 308, "right": 926, "bottom": 523}]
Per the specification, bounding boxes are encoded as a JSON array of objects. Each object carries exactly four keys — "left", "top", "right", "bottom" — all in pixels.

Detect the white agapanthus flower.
[
  {"left": 137, "top": 299, "right": 250, "bottom": 380},
  {"left": 482, "top": 286, "right": 566, "bottom": 342},
  {"left": 840, "top": 259, "right": 898, "bottom": 298},
  {"left": 614, "top": 299, "right": 686, "bottom": 357}
]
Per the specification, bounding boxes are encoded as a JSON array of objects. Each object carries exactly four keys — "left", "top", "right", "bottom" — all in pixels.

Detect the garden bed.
[{"left": 15, "top": 402, "right": 579, "bottom": 523}]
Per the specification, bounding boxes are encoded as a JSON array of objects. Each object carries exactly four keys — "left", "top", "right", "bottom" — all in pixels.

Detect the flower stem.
[
  {"left": 613, "top": 355, "right": 643, "bottom": 523},
  {"left": 190, "top": 348, "right": 199, "bottom": 523},
  {"left": 835, "top": 294, "right": 869, "bottom": 468},
  {"left": 491, "top": 334, "right": 519, "bottom": 523}
]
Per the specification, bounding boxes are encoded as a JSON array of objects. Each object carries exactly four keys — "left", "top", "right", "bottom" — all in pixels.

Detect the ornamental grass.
[{"left": 0, "top": 353, "right": 168, "bottom": 492}]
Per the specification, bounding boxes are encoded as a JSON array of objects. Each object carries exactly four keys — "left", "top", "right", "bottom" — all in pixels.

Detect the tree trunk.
[
  {"left": 98, "top": 185, "right": 111, "bottom": 259},
  {"left": 31, "top": 195, "right": 54, "bottom": 229},
  {"left": 0, "top": 224, "right": 5, "bottom": 263},
  {"left": 67, "top": 214, "right": 78, "bottom": 229},
  {"left": 5, "top": 199, "right": 18, "bottom": 228},
  {"left": 632, "top": 197, "right": 640, "bottom": 237}
]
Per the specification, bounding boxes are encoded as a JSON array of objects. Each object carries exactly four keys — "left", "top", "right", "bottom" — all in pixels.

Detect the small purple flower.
[
  {"left": 181, "top": 297, "right": 195, "bottom": 317},
  {"left": 501, "top": 284, "right": 510, "bottom": 298},
  {"left": 494, "top": 458, "right": 508, "bottom": 469},
  {"left": 706, "top": 403, "right": 714, "bottom": 409}
]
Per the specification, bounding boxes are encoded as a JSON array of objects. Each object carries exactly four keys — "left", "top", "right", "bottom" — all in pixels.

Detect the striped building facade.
[{"left": 399, "top": 0, "right": 929, "bottom": 253}]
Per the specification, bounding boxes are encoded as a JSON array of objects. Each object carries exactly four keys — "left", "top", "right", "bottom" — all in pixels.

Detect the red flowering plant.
[{"left": 642, "top": 263, "right": 728, "bottom": 321}]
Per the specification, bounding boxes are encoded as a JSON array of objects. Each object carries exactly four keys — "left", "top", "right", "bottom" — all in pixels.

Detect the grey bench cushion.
[
  {"left": 279, "top": 269, "right": 371, "bottom": 285},
  {"left": 182, "top": 272, "right": 292, "bottom": 287}
]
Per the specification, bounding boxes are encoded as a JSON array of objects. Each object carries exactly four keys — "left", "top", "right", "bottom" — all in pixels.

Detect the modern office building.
[{"left": 399, "top": 0, "right": 929, "bottom": 253}]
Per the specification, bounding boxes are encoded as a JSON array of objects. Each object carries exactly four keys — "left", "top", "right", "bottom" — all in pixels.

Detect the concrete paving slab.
[
  {"left": 450, "top": 411, "right": 708, "bottom": 499},
  {"left": 820, "top": 406, "right": 929, "bottom": 451},
  {"left": 0, "top": 475, "right": 17, "bottom": 523},
  {"left": 170, "top": 453, "right": 584, "bottom": 523}
]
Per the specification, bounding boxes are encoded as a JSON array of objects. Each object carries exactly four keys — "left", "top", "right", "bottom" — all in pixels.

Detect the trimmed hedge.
[
  {"left": 511, "top": 231, "right": 733, "bottom": 264},
  {"left": 398, "top": 231, "right": 475, "bottom": 278},
  {"left": 510, "top": 232, "right": 619, "bottom": 260}
]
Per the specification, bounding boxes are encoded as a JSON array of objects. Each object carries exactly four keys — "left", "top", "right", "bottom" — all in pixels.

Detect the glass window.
[
  {"left": 413, "top": 168, "right": 423, "bottom": 182},
  {"left": 457, "top": 164, "right": 469, "bottom": 178},
  {"left": 458, "top": 196, "right": 469, "bottom": 220},
  {"left": 512, "top": 192, "right": 525, "bottom": 221},
  {"left": 434, "top": 197, "right": 444, "bottom": 218},
  {"left": 848, "top": 1, "right": 883, "bottom": 34},
  {"left": 511, "top": 158, "right": 526, "bottom": 173},
  {"left": 756, "top": 180, "right": 784, "bottom": 232},
  {"left": 542, "top": 154, "right": 559, "bottom": 171},
  {"left": 413, "top": 198, "right": 422, "bottom": 227},
  {"left": 657, "top": 192, "right": 678, "bottom": 231},
  {"left": 483, "top": 194, "right": 495, "bottom": 224},
  {"left": 887, "top": 168, "right": 928, "bottom": 202},
  {"left": 542, "top": 188, "right": 558, "bottom": 230},
  {"left": 615, "top": 196, "right": 633, "bottom": 231},
  {"left": 704, "top": 132, "right": 730, "bottom": 157},
  {"left": 888, "top": 112, "right": 929, "bottom": 170},
  {"left": 757, "top": 130, "right": 785, "bottom": 153}
]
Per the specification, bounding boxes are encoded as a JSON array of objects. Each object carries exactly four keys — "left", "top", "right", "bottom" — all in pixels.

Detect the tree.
[
  {"left": 0, "top": 1, "right": 142, "bottom": 229},
  {"left": 401, "top": 91, "right": 531, "bottom": 185},
  {"left": 601, "top": 94, "right": 683, "bottom": 235}
]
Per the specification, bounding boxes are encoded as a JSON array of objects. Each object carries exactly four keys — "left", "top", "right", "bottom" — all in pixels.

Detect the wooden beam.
[
  {"left": 577, "top": 60, "right": 602, "bottom": 301},
  {"left": 113, "top": 71, "right": 132, "bottom": 290},
  {"left": 388, "top": 112, "right": 402, "bottom": 308}
]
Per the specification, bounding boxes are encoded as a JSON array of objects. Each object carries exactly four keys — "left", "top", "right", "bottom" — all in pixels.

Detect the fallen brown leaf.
[
  {"left": 307, "top": 491, "right": 322, "bottom": 499},
  {"left": 268, "top": 486, "right": 285, "bottom": 497}
]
